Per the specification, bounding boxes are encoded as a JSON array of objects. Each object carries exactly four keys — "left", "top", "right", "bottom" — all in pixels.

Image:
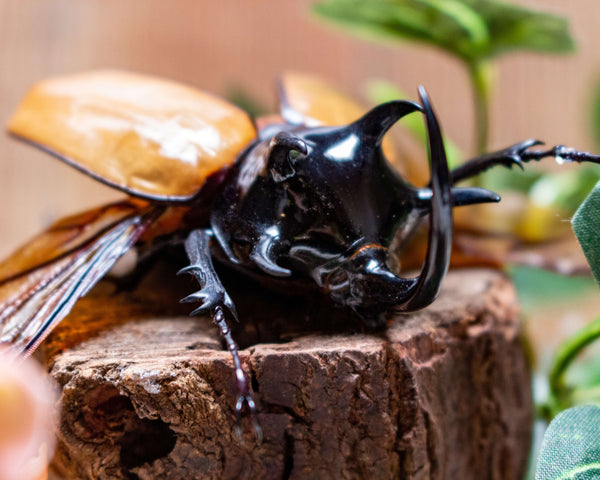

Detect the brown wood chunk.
[{"left": 42, "top": 268, "right": 532, "bottom": 480}]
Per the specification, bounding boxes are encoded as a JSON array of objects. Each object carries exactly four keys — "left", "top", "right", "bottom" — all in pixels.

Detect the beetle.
[{"left": 0, "top": 71, "right": 598, "bottom": 437}]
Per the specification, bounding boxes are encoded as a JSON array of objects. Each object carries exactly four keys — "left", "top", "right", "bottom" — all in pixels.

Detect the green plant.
[
  {"left": 529, "top": 76, "right": 600, "bottom": 476},
  {"left": 536, "top": 405, "right": 600, "bottom": 479},
  {"left": 313, "top": 0, "right": 574, "bottom": 154}
]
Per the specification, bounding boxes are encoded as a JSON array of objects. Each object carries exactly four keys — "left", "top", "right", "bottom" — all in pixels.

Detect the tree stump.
[{"left": 40, "top": 266, "right": 532, "bottom": 480}]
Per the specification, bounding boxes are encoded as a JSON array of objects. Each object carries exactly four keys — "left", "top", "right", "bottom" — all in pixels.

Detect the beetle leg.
[
  {"left": 179, "top": 229, "right": 261, "bottom": 442},
  {"left": 450, "top": 140, "right": 600, "bottom": 184}
]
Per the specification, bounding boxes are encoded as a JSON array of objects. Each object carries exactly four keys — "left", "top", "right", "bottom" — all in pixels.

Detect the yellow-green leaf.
[
  {"left": 536, "top": 405, "right": 600, "bottom": 480},
  {"left": 313, "top": 0, "right": 575, "bottom": 64},
  {"left": 572, "top": 182, "right": 600, "bottom": 287}
]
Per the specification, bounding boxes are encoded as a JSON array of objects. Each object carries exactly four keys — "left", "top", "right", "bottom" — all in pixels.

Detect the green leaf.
[
  {"left": 365, "top": 79, "right": 463, "bottom": 167},
  {"left": 460, "top": 0, "right": 575, "bottom": 58},
  {"left": 567, "top": 346, "right": 600, "bottom": 393},
  {"left": 529, "top": 168, "right": 600, "bottom": 214},
  {"left": 479, "top": 166, "right": 543, "bottom": 194},
  {"left": 508, "top": 266, "right": 596, "bottom": 311},
  {"left": 547, "top": 315, "right": 600, "bottom": 416},
  {"left": 313, "top": 0, "right": 575, "bottom": 64},
  {"left": 572, "top": 181, "right": 600, "bottom": 287},
  {"left": 536, "top": 405, "right": 600, "bottom": 480}
]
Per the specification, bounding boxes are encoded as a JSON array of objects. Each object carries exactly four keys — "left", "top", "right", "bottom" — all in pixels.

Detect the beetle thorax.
[{"left": 210, "top": 119, "right": 425, "bottom": 316}]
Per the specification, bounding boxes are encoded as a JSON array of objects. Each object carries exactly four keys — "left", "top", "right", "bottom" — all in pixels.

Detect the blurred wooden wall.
[{"left": 0, "top": 0, "right": 599, "bottom": 257}]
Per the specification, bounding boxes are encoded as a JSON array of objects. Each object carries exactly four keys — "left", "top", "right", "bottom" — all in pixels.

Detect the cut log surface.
[{"left": 41, "top": 267, "right": 532, "bottom": 480}]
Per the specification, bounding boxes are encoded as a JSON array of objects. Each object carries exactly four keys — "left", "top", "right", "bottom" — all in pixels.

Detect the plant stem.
[
  {"left": 469, "top": 60, "right": 493, "bottom": 155},
  {"left": 548, "top": 315, "right": 600, "bottom": 414}
]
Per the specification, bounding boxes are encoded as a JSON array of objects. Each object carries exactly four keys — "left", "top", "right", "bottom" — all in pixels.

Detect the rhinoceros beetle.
[{"left": 1, "top": 71, "right": 599, "bottom": 437}]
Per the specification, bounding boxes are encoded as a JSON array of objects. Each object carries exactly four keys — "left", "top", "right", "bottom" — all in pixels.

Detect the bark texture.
[{"left": 41, "top": 267, "right": 532, "bottom": 480}]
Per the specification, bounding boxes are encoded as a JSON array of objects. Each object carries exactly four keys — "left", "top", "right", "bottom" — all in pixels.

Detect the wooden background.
[{"left": 0, "top": 0, "right": 598, "bottom": 257}]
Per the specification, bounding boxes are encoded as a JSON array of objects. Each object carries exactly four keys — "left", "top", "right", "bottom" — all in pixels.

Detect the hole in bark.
[
  {"left": 283, "top": 432, "right": 295, "bottom": 479},
  {"left": 82, "top": 386, "right": 135, "bottom": 436},
  {"left": 120, "top": 418, "right": 177, "bottom": 470},
  {"left": 251, "top": 368, "right": 260, "bottom": 394}
]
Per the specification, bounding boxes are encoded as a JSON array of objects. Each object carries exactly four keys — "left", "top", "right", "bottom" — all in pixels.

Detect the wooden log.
[{"left": 40, "top": 266, "right": 532, "bottom": 480}]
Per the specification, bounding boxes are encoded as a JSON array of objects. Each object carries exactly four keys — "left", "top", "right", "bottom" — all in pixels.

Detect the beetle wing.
[
  {"left": 0, "top": 200, "right": 162, "bottom": 354},
  {"left": 8, "top": 71, "right": 257, "bottom": 202},
  {"left": 278, "top": 72, "right": 398, "bottom": 162},
  {"left": 279, "top": 72, "right": 367, "bottom": 128}
]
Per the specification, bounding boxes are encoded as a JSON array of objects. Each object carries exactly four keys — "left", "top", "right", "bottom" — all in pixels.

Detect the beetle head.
[
  {"left": 212, "top": 88, "right": 496, "bottom": 320},
  {"left": 267, "top": 99, "right": 425, "bottom": 249}
]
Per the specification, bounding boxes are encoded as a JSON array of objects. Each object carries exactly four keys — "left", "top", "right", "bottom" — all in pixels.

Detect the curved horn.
[
  {"left": 269, "top": 131, "right": 308, "bottom": 155},
  {"left": 250, "top": 226, "right": 291, "bottom": 277},
  {"left": 352, "top": 100, "right": 423, "bottom": 146},
  {"left": 417, "top": 186, "right": 500, "bottom": 207},
  {"left": 267, "top": 131, "right": 307, "bottom": 182},
  {"left": 323, "top": 90, "right": 452, "bottom": 315},
  {"left": 399, "top": 86, "right": 453, "bottom": 311}
]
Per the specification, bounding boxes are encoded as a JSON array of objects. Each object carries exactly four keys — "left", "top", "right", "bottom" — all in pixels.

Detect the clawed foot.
[
  {"left": 475, "top": 139, "right": 600, "bottom": 172},
  {"left": 178, "top": 255, "right": 261, "bottom": 443},
  {"left": 486, "top": 139, "right": 543, "bottom": 171},
  {"left": 177, "top": 265, "right": 238, "bottom": 319},
  {"left": 450, "top": 139, "right": 600, "bottom": 184},
  {"left": 451, "top": 139, "right": 543, "bottom": 183},
  {"left": 235, "top": 393, "right": 263, "bottom": 443}
]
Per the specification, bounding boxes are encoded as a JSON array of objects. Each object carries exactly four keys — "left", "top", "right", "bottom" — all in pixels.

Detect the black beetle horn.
[
  {"left": 250, "top": 226, "right": 292, "bottom": 278},
  {"left": 352, "top": 100, "right": 423, "bottom": 146},
  {"left": 267, "top": 131, "right": 308, "bottom": 183},
  {"left": 399, "top": 86, "right": 453, "bottom": 311},
  {"left": 416, "top": 186, "right": 500, "bottom": 207}
]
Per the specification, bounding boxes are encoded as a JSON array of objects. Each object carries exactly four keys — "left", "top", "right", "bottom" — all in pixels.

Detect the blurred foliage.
[
  {"left": 536, "top": 405, "right": 600, "bottom": 480},
  {"left": 485, "top": 167, "right": 600, "bottom": 242},
  {"left": 509, "top": 266, "right": 596, "bottom": 312},
  {"left": 313, "top": 0, "right": 575, "bottom": 154},
  {"left": 313, "top": 0, "right": 574, "bottom": 63},
  {"left": 485, "top": 167, "right": 600, "bottom": 213},
  {"left": 573, "top": 182, "right": 600, "bottom": 286},
  {"left": 366, "top": 79, "right": 463, "bottom": 168},
  {"left": 545, "top": 315, "right": 600, "bottom": 417},
  {"left": 226, "top": 86, "right": 268, "bottom": 119}
]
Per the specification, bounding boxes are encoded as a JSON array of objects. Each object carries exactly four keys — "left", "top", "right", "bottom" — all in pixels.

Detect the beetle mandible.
[{"left": 1, "top": 71, "right": 598, "bottom": 436}]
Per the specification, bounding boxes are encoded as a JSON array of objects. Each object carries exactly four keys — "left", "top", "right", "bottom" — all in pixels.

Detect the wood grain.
[{"left": 40, "top": 267, "right": 532, "bottom": 480}]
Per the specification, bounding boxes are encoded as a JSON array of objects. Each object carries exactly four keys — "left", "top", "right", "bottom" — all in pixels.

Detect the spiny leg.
[
  {"left": 179, "top": 229, "right": 261, "bottom": 442},
  {"left": 451, "top": 139, "right": 600, "bottom": 184}
]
